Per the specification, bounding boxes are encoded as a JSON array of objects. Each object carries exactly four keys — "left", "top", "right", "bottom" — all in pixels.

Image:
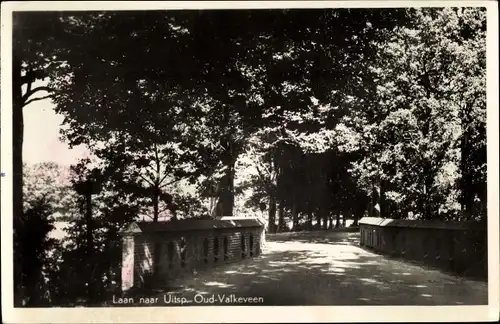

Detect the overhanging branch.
[
  {"left": 138, "top": 173, "right": 156, "bottom": 187},
  {"left": 24, "top": 94, "right": 55, "bottom": 106},
  {"left": 159, "top": 177, "right": 182, "bottom": 189},
  {"left": 158, "top": 171, "right": 171, "bottom": 187},
  {"left": 22, "top": 86, "right": 54, "bottom": 106},
  {"left": 20, "top": 69, "right": 46, "bottom": 86}
]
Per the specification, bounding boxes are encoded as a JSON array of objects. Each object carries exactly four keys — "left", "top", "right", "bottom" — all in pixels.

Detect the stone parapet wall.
[
  {"left": 359, "top": 217, "right": 487, "bottom": 278},
  {"left": 120, "top": 217, "right": 265, "bottom": 292}
]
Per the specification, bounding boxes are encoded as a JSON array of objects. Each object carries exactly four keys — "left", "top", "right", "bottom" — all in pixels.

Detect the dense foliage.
[{"left": 13, "top": 7, "right": 487, "bottom": 306}]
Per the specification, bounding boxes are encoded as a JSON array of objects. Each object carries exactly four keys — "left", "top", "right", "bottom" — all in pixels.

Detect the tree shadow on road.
[
  {"left": 114, "top": 232, "right": 487, "bottom": 307},
  {"left": 203, "top": 252, "right": 485, "bottom": 305}
]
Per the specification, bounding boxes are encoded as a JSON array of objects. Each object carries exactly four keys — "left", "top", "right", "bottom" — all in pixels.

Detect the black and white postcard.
[{"left": 1, "top": 1, "right": 498, "bottom": 323}]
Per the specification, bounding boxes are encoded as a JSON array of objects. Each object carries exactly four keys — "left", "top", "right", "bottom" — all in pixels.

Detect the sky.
[{"left": 23, "top": 97, "right": 89, "bottom": 166}]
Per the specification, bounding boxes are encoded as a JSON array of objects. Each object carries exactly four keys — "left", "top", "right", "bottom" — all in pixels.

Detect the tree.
[
  {"left": 16, "top": 199, "right": 57, "bottom": 306},
  {"left": 16, "top": 162, "right": 72, "bottom": 306},
  {"left": 46, "top": 9, "right": 410, "bottom": 220},
  {"left": 17, "top": 9, "right": 443, "bottom": 232},
  {"left": 451, "top": 8, "right": 487, "bottom": 220},
  {"left": 12, "top": 13, "right": 71, "bottom": 303},
  {"left": 348, "top": 8, "right": 486, "bottom": 221},
  {"left": 22, "top": 162, "right": 75, "bottom": 218},
  {"left": 91, "top": 124, "right": 191, "bottom": 222},
  {"left": 239, "top": 127, "right": 315, "bottom": 232},
  {"left": 43, "top": 159, "right": 140, "bottom": 306},
  {"left": 12, "top": 13, "right": 73, "bottom": 212}
]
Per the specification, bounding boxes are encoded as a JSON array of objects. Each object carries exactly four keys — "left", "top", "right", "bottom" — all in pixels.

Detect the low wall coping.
[
  {"left": 359, "top": 217, "right": 485, "bottom": 230},
  {"left": 119, "top": 217, "right": 265, "bottom": 235}
]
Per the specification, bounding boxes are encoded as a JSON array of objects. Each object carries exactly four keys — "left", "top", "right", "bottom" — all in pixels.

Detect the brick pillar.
[{"left": 121, "top": 235, "right": 135, "bottom": 292}]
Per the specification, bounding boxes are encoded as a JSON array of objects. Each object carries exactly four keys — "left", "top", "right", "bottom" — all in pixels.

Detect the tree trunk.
[
  {"left": 151, "top": 186, "right": 163, "bottom": 282},
  {"left": 322, "top": 209, "right": 328, "bottom": 230},
  {"left": 224, "top": 160, "right": 235, "bottom": 216},
  {"left": 85, "top": 191, "right": 95, "bottom": 305},
  {"left": 342, "top": 210, "right": 348, "bottom": 227},
  {"left": 215, "top": 101, "right": 236, "bottom": 217},
  {"left": 291, "top": 203, "right": 299, "bottom": 231},
  {"left": 422, "top": 162, "right": 434, "bottom": 220},
  {"left": 461, "top": 130, "right": 474, "bottom": 220},
  {"left": 268, "top": 195, "right": 277, "bottom": 233},
  {"left": 379, "top": 180, "right": 385, "bottom": 217},
  {"left": 277, "top": 202, "right": 285, "bottom": 232},
  {"left": 352, "top": 208, "right": 362, "bottom": 227},
  {"left": 315, "top": 212, "right": 322, "bottom": 229},
  {"left": 152, "top": 185, "right": 160, "bottom": 222},
  {"left": 368, "top": 186, "right": 374, "bottom": 218},
  {"left": 328, "top": 214, "right": 333, "bottom": 229},
  {"left": 13, "top": 53, "right": 25, "bottom": 306},
  {"left": 307, "top": 211, "right": 313, "bottom": 230},
  {"left": 335, "top": 213, "right": 340, "bottom": 228},
  {"left": 215, "top": 155, "right": 235, "bottom": 217},
  {"left": 373, "top": 180, "right": 381, "bottom": 218}
]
